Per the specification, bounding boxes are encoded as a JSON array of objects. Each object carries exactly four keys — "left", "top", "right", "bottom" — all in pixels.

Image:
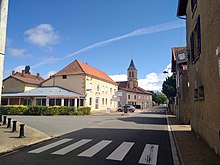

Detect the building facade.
[
  {"left": 177, "top": 0, "right": 220, "bottom": 154},
  {"left": 3, "top": 70, "right": 44, "bottom": 93},
  {"left": 0, "top": 0, "right": 9, "bottom": 105},
  {"left": 42, "top": 60, "right": 118, "bottom": 111},
  {"left": 117, "top": 60, "right": 152, "bottom": 109},
  {"left": 171, "top": 47, "right": 191, "bottom": 124}
]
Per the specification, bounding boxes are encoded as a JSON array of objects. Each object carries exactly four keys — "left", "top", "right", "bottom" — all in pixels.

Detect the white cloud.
[
  {"left": 110, "top": 74, "right": 127, "bottom": 82},
  {"left": 13, "top": 65, "right": 26, "bottom": 72},
  {"left": 24, "top": 24, "right": 60, "bottom": 47},
  {"left": 7, "top": 48, "right": 31, "bottom": 58},
  {"left": 43, "top": 70, "right": 57, "bottom": 79},
  {"left": 110, "top": 64, "right": 172, "bottom": 91}
]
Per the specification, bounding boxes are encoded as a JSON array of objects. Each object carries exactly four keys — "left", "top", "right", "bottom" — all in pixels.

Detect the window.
[
  {"left": 56, "top": 99, "right": 61, "bottom": 106},
  {"left": 191, "top": 0, "right": 197, "bottom": 12},
  {"left": 198, "top": 86, "right": 205, "bottom": 99},
  {"left": 190, "top": 15, "right": 201, "bottom": 64},
  {"left": 194, "top": 86, "right": 205, "bottom": 101},
  {"left": 106, "top": 86, "right": 108, "bottom": 94},
  {"left": 36, "top": 98, "right": 46, "bottom": 106},
  {"left": 97, "top": 84, "right": 100, "bottom": 91},
  {"left": 110, "top": 88, "right": 112, "bottom": 94},
  {"left": 64, "top": 99, "right": 69, "bottom": 106},
  {"left": 89, "top": 98, "right": 92, "bottom": 106},
  {"left": 129, "top": 71, "right": 131, "bottom": 78},
  {"left": 36, "top": 99, "right": 41, "bottom": 106},
  {"left": 70, "top": 99, "right": 74, "bottom": 106},
  {"left": 128, "top": 95, "right": 130, "bottom": 99},
  {"left": 134, "top": 95, "right": 136, "bottom": 99},
  {"left": 102, "top": 98, "right": 105, "bottom": 105},
  {"left": 132, "top": 71, "right": 134, "bottom": 78},
  {"left": 95, "top": 97, "right": 99, "bottom": 109},
  {"left": 1, "top": 98, "right": 8, "bottom": 105},
  {"left": 106, "top": 98, "right": 107, "bottom": 105},
  {"left": 102, "top": 86, "right": 105, "bottom": 93},
  {"left": 62, "top": 75, "right": 67, "bottom": 79},
  {"left": 49, "top": 99, "right": 55, "bottom": 106}
]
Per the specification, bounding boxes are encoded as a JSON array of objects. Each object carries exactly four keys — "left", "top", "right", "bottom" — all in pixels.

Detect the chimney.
[
  {"left": 12, "top": 70, "right": 15, "bottom": 75},
  {"left": 22, "top": 70, "right": 25, "bottom": 76},
  {"left": 37, "top": 73, "right": 40, "bottom": 78}
]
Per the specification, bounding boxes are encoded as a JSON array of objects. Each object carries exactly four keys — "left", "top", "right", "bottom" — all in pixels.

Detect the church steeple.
[
  {"left": 128, "top": 59, "right": 137, "bottom": 71},
  {"left": 127, "top": 59, "right": 138, "bottom": 89}
]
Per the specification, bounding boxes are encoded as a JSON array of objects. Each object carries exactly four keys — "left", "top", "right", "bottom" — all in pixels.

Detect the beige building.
[
  {"left": 117, "top": 60, "right": 152, "bottom": 109},
  {"left": 177, "top": 0, "right": 220, "bottom": 154},
  {"left": 0, "top": 0, "right": 9, "bottom": 105},
  {"left": 3, "top": 70, "right": 44, "bottom": 93},
  {"left": 42, "top": 60, "right": 118, "bottom": 111},
  {"left": 2, "top": 70, "right": 45, "bottom": 105}
]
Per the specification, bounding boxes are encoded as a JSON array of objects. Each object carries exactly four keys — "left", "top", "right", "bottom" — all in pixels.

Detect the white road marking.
[
  {"left": 106, "top": 142, "right": 134, "bottom": 161},
  {"left": 28, "top": 138, "right": 73, "bottom": 154},
  {"left": 138, "top": 144, "right": 159, "bottom": 165},
  {"left": 52, "top": 139, "right": 92, "bottom": 155},
  {"left": 78, "top": 140, "right": 112, "bottom": 157}
]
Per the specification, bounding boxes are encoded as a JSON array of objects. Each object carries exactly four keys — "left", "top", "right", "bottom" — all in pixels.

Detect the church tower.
[{"left": 127, "top": 59, "right": 138, "bottom": 89}]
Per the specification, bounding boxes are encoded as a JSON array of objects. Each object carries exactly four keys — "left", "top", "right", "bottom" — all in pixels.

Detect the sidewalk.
[
  {"left": 0, "top": 118, "right": 51, "bottom": 155},
  {"left": 167, "top": 111, "right": 220, "bottom": 165}
]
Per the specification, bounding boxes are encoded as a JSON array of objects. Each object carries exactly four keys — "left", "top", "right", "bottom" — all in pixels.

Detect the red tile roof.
[
  {"left": 118, "top": 82, "right": 152, "bottom": 95},
  {"left": 6, "top": 72, "right": 44, "bottom": 85},
  {"left": 55, "top": 60, "right": 116, "bottom": 84}
]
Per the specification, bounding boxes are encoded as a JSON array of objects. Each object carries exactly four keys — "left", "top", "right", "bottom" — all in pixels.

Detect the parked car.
[{"left": 117, "top": 105, "right": 135, "bottom": 112}]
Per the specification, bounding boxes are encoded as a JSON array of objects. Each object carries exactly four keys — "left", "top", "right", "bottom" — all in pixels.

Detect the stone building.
[
  {"left": 0, "top": 0, "right": 9, "bottom": 105},
  {"left": 171, "top": 46, "right": 190, "bottom": 124},
  {"left": 117, "top": 60, "right": 152, "bottom": 109},
  {"left": 177, "top": 0, "right": 220, "bottom": 154}
]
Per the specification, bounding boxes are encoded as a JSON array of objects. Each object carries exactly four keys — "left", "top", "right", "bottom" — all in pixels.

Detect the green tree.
[
  {"left": 162, "top": 75, "right": 176, "bottom": 102},
  {"left": 151, "top": 91, "right": 168, "bottom": 105}
]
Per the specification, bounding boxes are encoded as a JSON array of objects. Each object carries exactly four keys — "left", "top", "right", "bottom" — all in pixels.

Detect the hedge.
[
  {"left": 0, "top": 106, "right": 89, "bottom": 116},
  {"left": 77, "top": 106, "right": 91, "bottom": 115}
]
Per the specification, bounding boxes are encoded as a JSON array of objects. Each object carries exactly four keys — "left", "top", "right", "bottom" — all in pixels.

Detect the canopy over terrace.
[{"left": 1, "top": 86, "right": 84, "bottom": 107}]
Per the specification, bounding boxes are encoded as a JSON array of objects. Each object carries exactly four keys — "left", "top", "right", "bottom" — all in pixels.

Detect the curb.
[{"left": 166, "top": 111, "right": 183, "bottom": 165}]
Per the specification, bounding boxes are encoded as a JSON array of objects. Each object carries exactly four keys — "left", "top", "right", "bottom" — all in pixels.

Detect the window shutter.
[
  {"left": 196, "top": 16, "right": 201, "bottom": 55},
  {"left": 190, "top": 33, "right": 195, "bottom": 63}
]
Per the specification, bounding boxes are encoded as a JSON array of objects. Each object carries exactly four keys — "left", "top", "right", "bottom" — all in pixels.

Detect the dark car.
[{"left": 117, "top": 105, "right": 135, "bottom": 112}]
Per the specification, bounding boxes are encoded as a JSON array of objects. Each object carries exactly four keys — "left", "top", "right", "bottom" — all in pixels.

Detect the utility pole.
[{"left": 0, "top": 0, "right": 9, "bottom": 105}]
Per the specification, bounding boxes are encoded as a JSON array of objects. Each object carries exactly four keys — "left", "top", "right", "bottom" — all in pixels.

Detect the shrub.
[
  {"left": 0, "top": 105, "right": 82, "bottom": 116},
  {"left": 0, "top": 105, "right": 28, "bottom": 115},
  {"left": 25, "top": 106, "right": 48, "bottom": 115},
  {"left": 77, "top": 106, "right": 91, "bottom": 115},
  {"left": 58, "top": 106, "right": 77, "bottom": 115}
]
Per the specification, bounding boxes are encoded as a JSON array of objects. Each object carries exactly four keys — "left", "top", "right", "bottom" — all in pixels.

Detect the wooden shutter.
[
  {"left": 196, "top": 15, "right": 201, "bottom": 55},
  {"left": 190, "top": 33, "right": 195, "bottom": 63}
]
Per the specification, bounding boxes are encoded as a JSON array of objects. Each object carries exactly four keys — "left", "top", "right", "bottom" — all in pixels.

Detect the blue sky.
[{"left": 4, "top": 0, "right": 186, "bottom": 91}]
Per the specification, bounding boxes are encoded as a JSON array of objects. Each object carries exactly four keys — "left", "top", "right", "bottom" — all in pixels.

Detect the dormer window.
[{"left": 62, "top": 75, "right": 67, "bottom": 79}]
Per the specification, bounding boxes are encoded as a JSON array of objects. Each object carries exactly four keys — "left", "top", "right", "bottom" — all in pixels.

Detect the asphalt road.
[{"left": 0, "top": 107, "right": 173, "bottom": 165}]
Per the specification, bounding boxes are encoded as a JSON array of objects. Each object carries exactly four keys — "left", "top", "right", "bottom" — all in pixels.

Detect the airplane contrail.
[{"left": 33, "top": 20, "right": 185, "bottom": 68}]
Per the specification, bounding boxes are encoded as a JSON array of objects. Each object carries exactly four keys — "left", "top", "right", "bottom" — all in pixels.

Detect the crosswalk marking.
[
  {"left": 78, "top": 140, "right": 112, "bottom": 157},
  {"left": 138, "top": 144, "right": 159, "bottom": 165},
  {"left": 27, "top": 138, "right": 160, "bottom": 164},
  {"left": 106, "top": 142, "right": 134, "bottom": 161},
  {"left": 52, "top": 139, "right": 92, "bottom": 155},
  {"left": 28, "top": 138, "right": 73, "bottom": 154}
]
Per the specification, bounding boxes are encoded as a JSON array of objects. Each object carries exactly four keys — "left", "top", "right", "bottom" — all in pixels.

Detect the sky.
[{"left": 4, "top": 0, "right": 186, "bottom": 91}]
